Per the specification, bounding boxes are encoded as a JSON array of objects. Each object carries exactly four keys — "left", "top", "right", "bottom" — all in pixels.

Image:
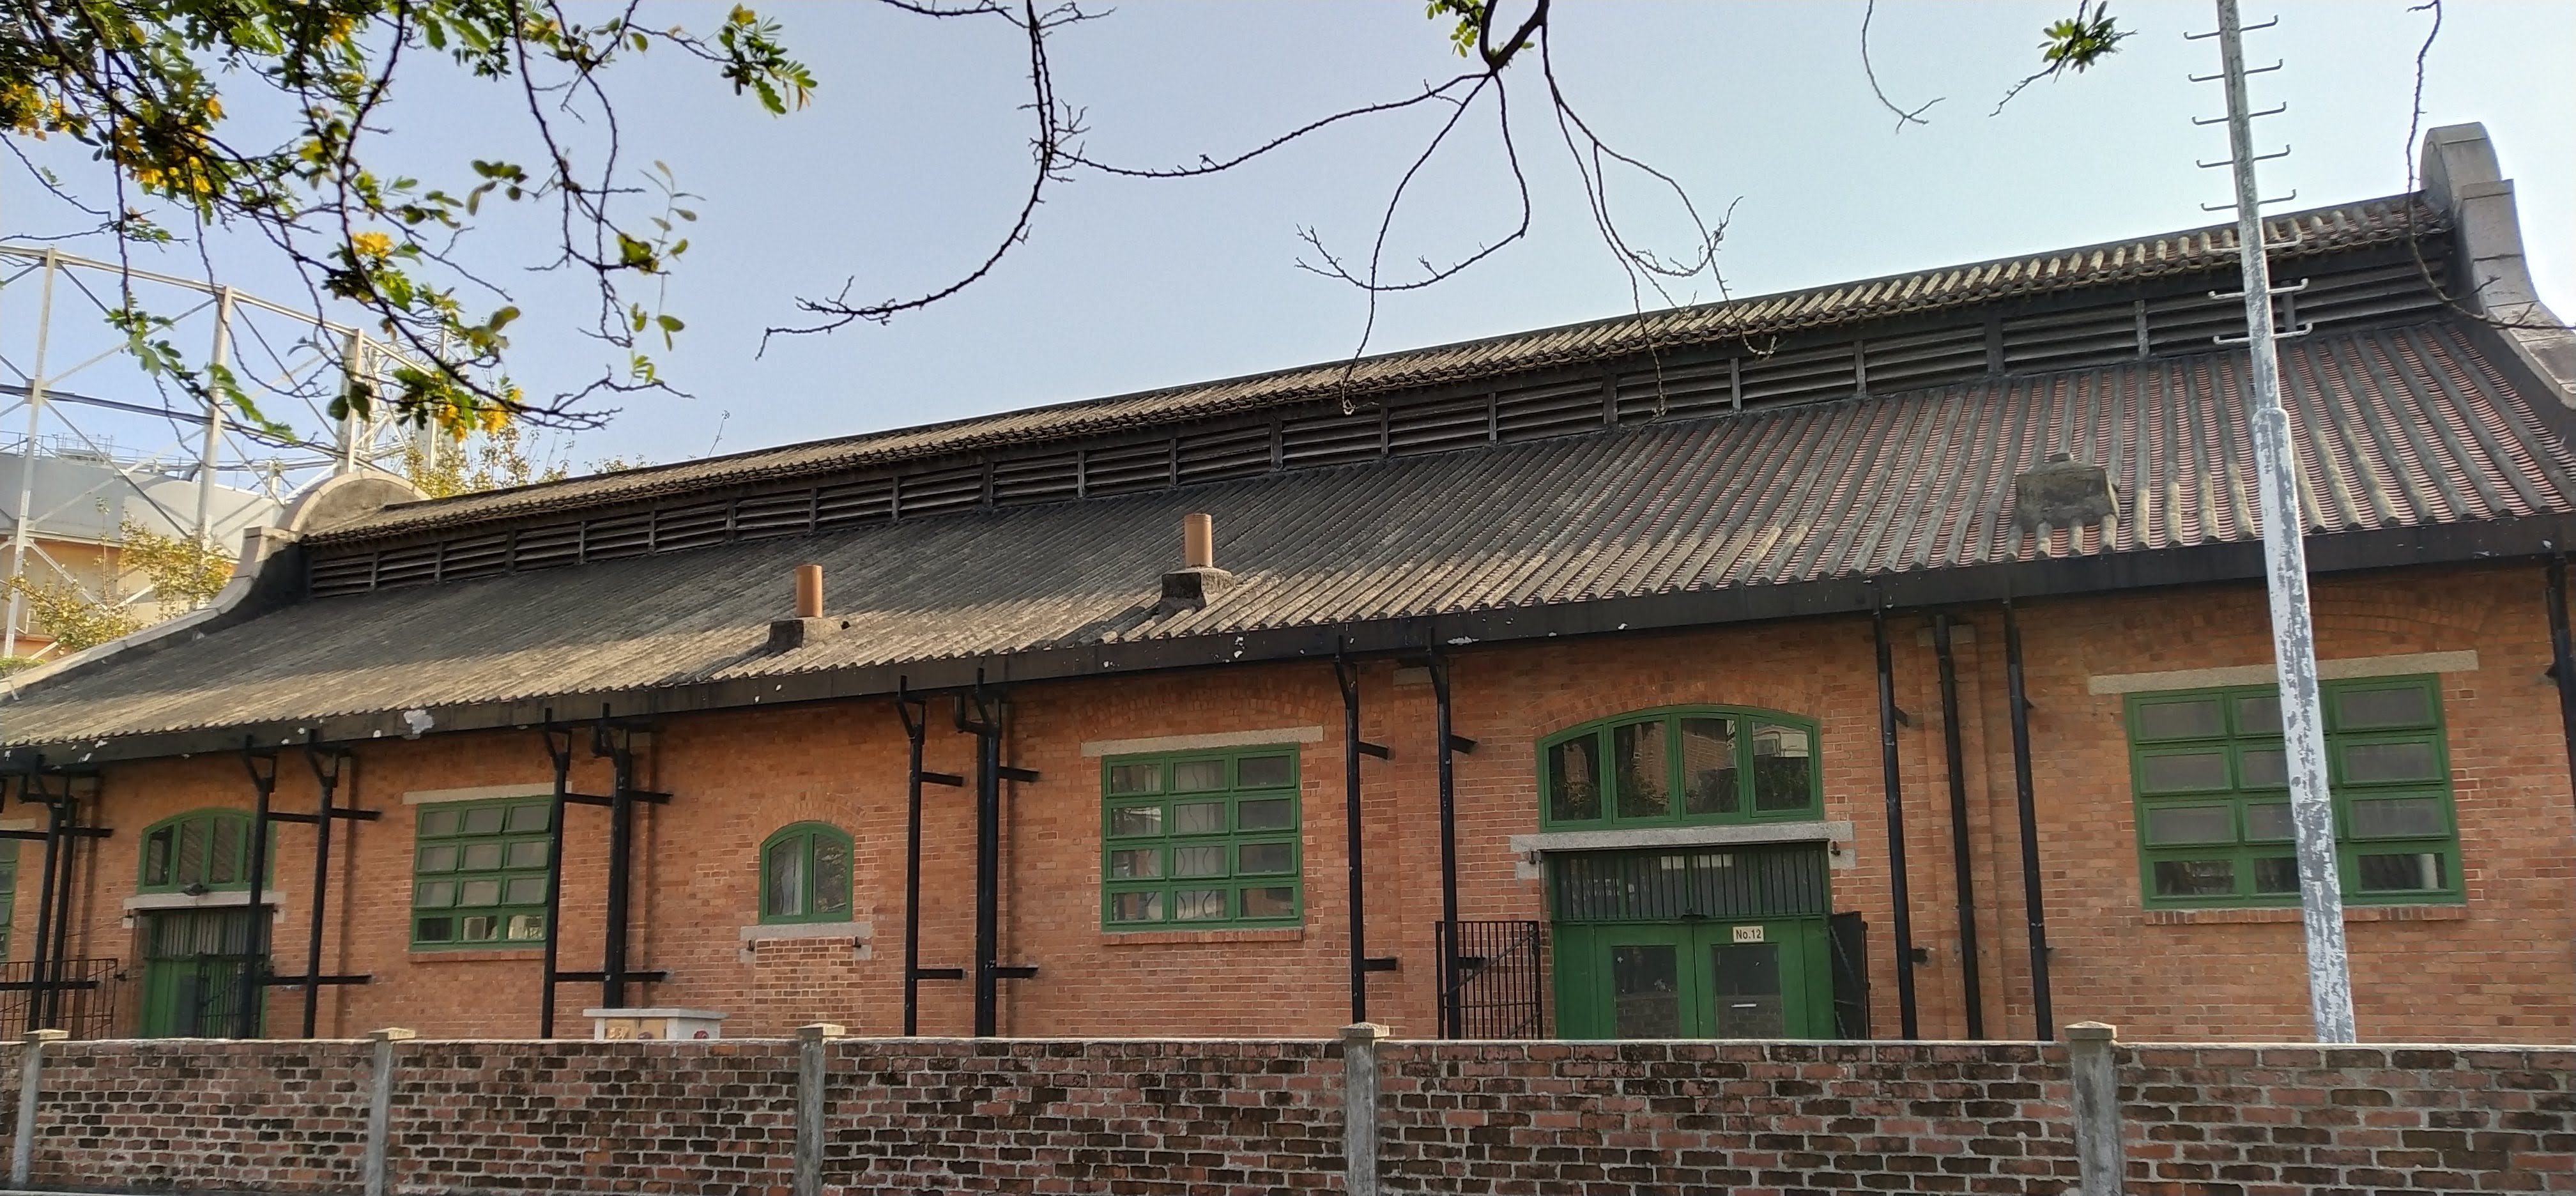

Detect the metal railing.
[
  {"left": 1439, "top": 919, "right": 1544, "bottom": 1039},
  {"left": 0, "top": 956, "right": 119, "bottom": 1039}
]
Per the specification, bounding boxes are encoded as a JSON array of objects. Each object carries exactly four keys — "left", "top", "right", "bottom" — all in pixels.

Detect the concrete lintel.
[
  {"left": 403, "top": 783, "right": 553, "bottom": 806},
  {"left": 2085, "top": 650, "right": 2478, "bottom": 696},
  {"left": 1080, "top": 726, "right": 1324, "bottom": 758},
  {"left": 1510, "top": 820, "right": 1857, "bottom": 878}
]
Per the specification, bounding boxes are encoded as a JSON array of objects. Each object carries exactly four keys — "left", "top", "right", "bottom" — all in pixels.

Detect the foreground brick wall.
[{"left": 0, "top": 1035, "right": 2564, "bottom": 1195}]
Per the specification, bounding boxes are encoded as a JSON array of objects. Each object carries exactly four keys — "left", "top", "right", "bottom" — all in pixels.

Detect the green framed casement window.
[
  {"left": 760, "top": 822, "right": 854, "bottom": 924},
  {"left": 2128, "top": 674, "right": 2463, "bottom": 907},
  {"left": 137, "top": 809, "right": 257, "bottom": 893},
  {"left": 1539, "top": 706, "right": 1822, "bottom": 830},
  {"left": 411, "top": 799, "right": 552, "bottom": 948},
  {"left": 1100, "top": 747, "right": 1302, "bottom": 930}
]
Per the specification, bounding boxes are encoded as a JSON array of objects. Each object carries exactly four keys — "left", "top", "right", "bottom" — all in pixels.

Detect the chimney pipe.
[
  {"left": 795, "top": 564, "right": 824, "bottom": 619},
  {"left": 1183, "top": 513, "right": 1213, "bottom": 570}
]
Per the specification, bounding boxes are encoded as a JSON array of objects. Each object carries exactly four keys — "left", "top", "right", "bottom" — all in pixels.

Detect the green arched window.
[
  {"left": 760, "top": 822, "right": 854, "bottom": 924},
  {"left": 138, "top": 809, "right": 256, "bottom": 893},
  {"left": 1540, "top": 706, "right": 1821, "bottom": 829}
]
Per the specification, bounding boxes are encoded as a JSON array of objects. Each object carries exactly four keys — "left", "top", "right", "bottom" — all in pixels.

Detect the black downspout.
[
  {"left": 1932, "top": 615, "right": 1985, "bottom": 1039},
  {"left": 901, "top": 687, "right": 928, "bottom": 1037},
  {"left": 1337, "top": 653, "right": 1368, "bottom": 1024},
  {"left": 601, "top": 726, "right": 635, "bottom": 1011},
  {"left": 24, "top": 782, "right": 59, "bottom": 1036},
  {"left": 301, "top": 740, "right": 342, "bottom": 1039},
  {"left": 1873, "top": 602, "right": 1920, "bottom": 1040},
  {"left": 43, "top": 795, "right": 75, "bottom": 1032},
  {"left": 1430, "top": 652, "right": 1462, "bottom": 1040},
  {"left": 2547, "top": 555, "right": 2576, "bottom": 821},
  {"left": 238, "top": 744, "right": 277, "bottom": 1039},
  {"left": 963, "top": 681, "right": 1003, "bottom": 1038},
  {"left": 538, "top": 724, "right": 574, "bottom": 1038},
  {"left": 2003, "top": 599, "right": 2055, "bottom": 1041}
]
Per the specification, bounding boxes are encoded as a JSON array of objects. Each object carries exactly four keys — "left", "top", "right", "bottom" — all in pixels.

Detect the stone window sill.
[
  {"left": 2143, "top": 904, "right": 2467, "bottom": 926},
  {"left": 1102, "top": 927, "right": 1305, "bottom": 946},
  {"left": 408, "top": 947, "right": 547, "bottom": 963}
]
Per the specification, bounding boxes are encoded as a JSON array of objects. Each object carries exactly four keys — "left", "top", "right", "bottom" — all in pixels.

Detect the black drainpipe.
[
  {"left": 1873, "top": 600, "right": 1921, "bottom": 1040},
  {"left": 898, "top": 681, "right": 965, "bottom": 1036},
  {"left": 1336, "top": 649, "right": 1397, "bottom": 1023},
  {"left": 1932, "top": 615, "right": 1984, "bottom": 1039},
  {"left": 537, "top": 723, "right": 574, "bottom": 1038},
  {"left": 1429, "top": 652, "right": 1463, "bottom": 1039},
  {"left": 2003, "top": 599, "right": 2055, "bottom": 1040},
  {"left": 238, "top": 742, "right": 279, "bottom": 1039},
  {"left": 958, "top": 673, "right": 1041, "bottom": 1038},
  {"left": 21, "top": 778, "right": 61, "bottom": 1036}
]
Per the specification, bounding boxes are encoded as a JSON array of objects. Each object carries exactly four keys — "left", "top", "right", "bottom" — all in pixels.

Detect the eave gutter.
[{"left": 18, "top": 511, "right": 2576, "bottom": 767}]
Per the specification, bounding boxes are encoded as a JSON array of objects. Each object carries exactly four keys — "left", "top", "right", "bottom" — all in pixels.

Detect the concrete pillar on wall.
[
  {"left": 10, "top": 1028, "right": 65, "bottom": 1187},
  {"left": 2066, "top": 1021, "right": 2124, "bottom": 1195},
  {"left": 1341, "top": 1022, "right": 1392, "bottom": 1196},
  {"left": 363, "top": 1027, "right": 415, "bottom": 1196},
  {"left": 795, "top": 1023, "right": 846, "bottom": 1196}
]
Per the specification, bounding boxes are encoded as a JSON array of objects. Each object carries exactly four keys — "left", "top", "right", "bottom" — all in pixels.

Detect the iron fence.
[
  {"left": 1439, "top": 919, "right": 1545, "bottom": 1039},
  {"left": 0, "top": 957, "right": 119, "bottom": 1039}
]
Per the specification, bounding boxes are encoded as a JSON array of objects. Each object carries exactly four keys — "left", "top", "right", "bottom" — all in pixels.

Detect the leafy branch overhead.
[{"left": 1, "top": 0, "right": 813, "bottom": 436}]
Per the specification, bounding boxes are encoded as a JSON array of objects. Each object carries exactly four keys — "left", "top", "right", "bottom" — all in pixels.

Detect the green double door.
[
  {"left": 139, "top": 908, "right": 264, "bottom": 1038},
  {"left": 1560, "top": 919, "right": 1832, "bottom": 1039}
]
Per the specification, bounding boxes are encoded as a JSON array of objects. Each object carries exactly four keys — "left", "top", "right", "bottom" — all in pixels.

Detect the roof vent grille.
[
  {"left": 307, "top": 552, "right": 376, "bottom": 598},
  {"left": 1176, "top": 425, "right": 1273, "bottom": 484},
  {"left": 372, "top": 542, "right": 440, "bottom": 588},
  {"left": 438, "top": 532, "right": 509, "bottom": 581},
  {"left": 1388, "top": 395, "right": 1491, "bottom": 457},
  {"left": 992, "top": 451, "right": 1080, "bottom": 507},
  {"left": 1083, "top": 440, "right": 1173, "bottom": 497},
  {"left": 734, "top": 491, "right": 815, "bottom": 540},
  {"left": 512, "top": 524, "right": 581, "bottom": 571},
  {"left": 815, "top": 479, "right": 894, "bottom": 527},
  {"left": 1280, "top": 408, "right": 1382, "bottom": 468},
  {"left": 1494, "top": 379, "right": 1603, "bottom": 442},
  {"left": 583, "top": 511, "right": 652, "bottom": 561},
  {"left": 897, "top": 464, "right": 985, "bottom": 518}
]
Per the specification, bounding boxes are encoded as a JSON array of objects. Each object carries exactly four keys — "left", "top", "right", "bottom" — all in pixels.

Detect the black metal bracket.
[
  {"left": 533, "top": 705, "right": 667, "bottom": 1037},
  {"left": 990, "top": 965, "right": 1039, "bottom": 979},
  {"left": 995, "top": 765, "right": 1041, "bottom": 783},
  {"left": 919, "top": 770, "right": 965, "bottom": 788},
  {"left": 1356, "top": 741, "right": 1393, "bottom": 760},
  {"left": 264, "top": 974, "right": 372, "bottom": 988},
  {"left": 910, "top": 967, "right": 965, "bottom": 981},
  {"left": 1445, "top": 735, "right": 1478, "bottom": 755},
  {"left": 0, "top": 827, "right": 105, "bottom": 841},
  {"left": 1361, "top": 956, "right": 1399, "bottom": 972},
  {"left": 551, "top": 969, "right": 671, "bottom": 985}
]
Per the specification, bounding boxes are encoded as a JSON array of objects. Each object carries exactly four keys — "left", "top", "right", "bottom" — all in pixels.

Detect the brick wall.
[
  {"left": 0, "top": 1036, "right": 2564, "bottom": 1195},
  {"left": 24, "top": 561, "right": 2576, "bottom": 1043}
]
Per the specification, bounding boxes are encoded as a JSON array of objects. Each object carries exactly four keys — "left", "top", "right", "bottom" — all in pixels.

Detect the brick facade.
[
  {"left": 0, "top": 1036, "right": 2565, "bottom": 1194},
  {"left": 10, "top": 561, "right": 2575, "bottom": 1043}
]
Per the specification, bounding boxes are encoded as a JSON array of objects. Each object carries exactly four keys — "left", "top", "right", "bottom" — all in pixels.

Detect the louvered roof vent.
[{"left": 2012, "top": 452, "right": 2119, "bottom": 530}]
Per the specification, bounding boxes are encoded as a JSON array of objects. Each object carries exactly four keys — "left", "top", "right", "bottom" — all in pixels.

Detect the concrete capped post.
[
  {"left": 363, "top": 1027, "right": 416, "bottom": 1196},
  {"left": 1340, "top": 1023, "right": 1392, "bottom": 1196},
  {"left": 795, "top": 1023, "right": 847, "bottom": 1196},
  {"left": 2065, "top": 1022, "right": 2123, "bottom": 1195},
  {"left": 10, "top": 1028, "right": 66, "bottom": 1188}
]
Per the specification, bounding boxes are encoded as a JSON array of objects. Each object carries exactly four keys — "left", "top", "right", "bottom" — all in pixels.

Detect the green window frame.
[
  {"left": 411, "top": 798, "right": 553, "bottom": 949},
  {"left": 760, "top": 822, "right": 854, "bottom": 924},
  {"left": 2127, "top": 674, "right": 2463, "bottom": 908},
  {"left": 1100, "top": 746, "right": 1302, "bottom": 930},
  {"left": 137, "top": 809, "right": 257, "bottom": 894},
  {"left": 0, "top": 839, "right": 16, "bottom": 959},
  {"left": 1538, "top": 706, "right": 1822, "bottom": 830}
]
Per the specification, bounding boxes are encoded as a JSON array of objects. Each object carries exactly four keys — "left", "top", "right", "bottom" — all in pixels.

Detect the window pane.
[
  {"left": 1173, "top": 845, "right": 1226, "bottom": 878},
  {"left": 1107, "top": 763, "right": 1161, "bottom": 795},
  {"left": 2245, "top": 803, "right": 2293, "bottom": 841},
  {"left": 461, "top": 843, "right": 503, "bottom": 871},
  {"left": 1548, "top": 737, "right": 1603, "bottom": 822},
  {"left": 1679, "top": 718, "right": 1739, "bottom": 815},
  {"left": 2137, "top": 698, "right": 2225, "bottom": 740},
  {"left": 1108, "top": 805, "right": 1163, "bottom": 838},
  {"left": 2251, "top": 856, "right": 2300, "bottom": 894},
  {"left": 505, "top": 914, "right": 546, "bottom": 941},
  {"left": 1710, "top": 942, "right": 1786, "bottom": 1039},
  {"left": 503, "top": 877, "right": 548, "bottom": 905},
  {"left": 2235, "top": 694, "right": 2281, "bottom": 735},
  {"left": 506, "top": 804, "right": 550, "bottom": 832},
  {"left": 1237, "top": 799, "right": 1294, "bottom": 831},
  {"left": 2239, "top": 747, "right": 2286, "bottom": 788},
  {"left": 2143, "top": 806, "right": 2235, "bottom": 845},
  {"left": 459, "top": 915, "right": 498, "bottom": 941},
  {"left": 2151, "top": 859, "right": 2236, "bottom": 898},
  {"left": 812, "top": 837, "right": 851, "bottom": 916},
  {"left": 207, "top": 818, "right": 241, "bottom": 884},
  {"left": 175, "top": 820, "right": 208, "bottom": 887},
  {"left": 1613, "top": 721, "right": 1671, "bottom": 819},
  {"left": 1751, "top": 724, "right": 1814, "bottom": 813},
  {"left": 1109, "top": 891, "right": 1163, "bottom": 923},
  {"left": 765, "top": 839, "right": 805, "bottom": 917},
  {"left": 414, "top": 916, "right": 454, "bottom": 942},
  {"left": 1174, "top": 889, "right": 1227, "bottom": 921},
  {"left": 1109, "top": 848, "right": 1161, "bottom": 879},
  {"left": 420, "top": 808, "right": 460, "bottom": 837},
  {"left": 461, "top": 806, "right": 505, "bottom": 835},
  {"left": 1239, "top": 843, "right": 1294, "bottom": 875},
  {"left": 142, "top": 826, "right": 172, "bottom": 887},
  {"left": 2349, "top": 797, "right": 2446, "bottom": 839},
  {"left": 1611, "top": 945, "right": 1682, "bottom": 1039},
  {"left": 459, "top": 879, "right": 503, "bottom": 907},
  {"left": 2356, "top": 852, "right": 2447, "bottom": 892},
  {"left": 1173, "top": 760, "right": 1227, "bottom": 792},
  {"left": 418, "top": 845, "right": 459, "bottom": 873},
  {"left": 415, "top": 881, "right": 456, "bottom": 909},
  {"left": 1240, "top": 886, "right": 1296, "bottom": 919},
  {"left": 2338, "top": 685, "right": 2432, "bottom": 730},
  {"left": 1237, "top": 755, "right": 1294, "bottom": 788},
  {"left": 2140, "top": 751, "right": 2229, "bottom": 793},
  {"left": 2342, "top": 741, "right": 2440, "bottom": 784},
  {"left": 1173, "top": 802, "right": 1225, "bottom": 834},
  {"left": 505, "top": 841, "right": 549, "bottom": 870}
]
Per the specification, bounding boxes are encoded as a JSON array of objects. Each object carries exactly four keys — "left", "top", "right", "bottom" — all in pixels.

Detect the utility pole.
[
  {"left": 2198, "top": 0, "right": 2356, "bottom": 1042},
  {"left": 4, "top": 250, "right": 61, "bottom": 659}
]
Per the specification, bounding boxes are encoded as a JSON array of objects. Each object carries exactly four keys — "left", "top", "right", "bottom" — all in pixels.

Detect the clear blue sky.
[{"left": 10, "top": 1, "right": 2572, "bottom": 470}]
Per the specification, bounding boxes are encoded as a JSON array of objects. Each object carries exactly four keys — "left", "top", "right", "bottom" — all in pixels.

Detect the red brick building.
[{"left": 0, "top": 125, "right": 2568, "bottom": 1046}]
